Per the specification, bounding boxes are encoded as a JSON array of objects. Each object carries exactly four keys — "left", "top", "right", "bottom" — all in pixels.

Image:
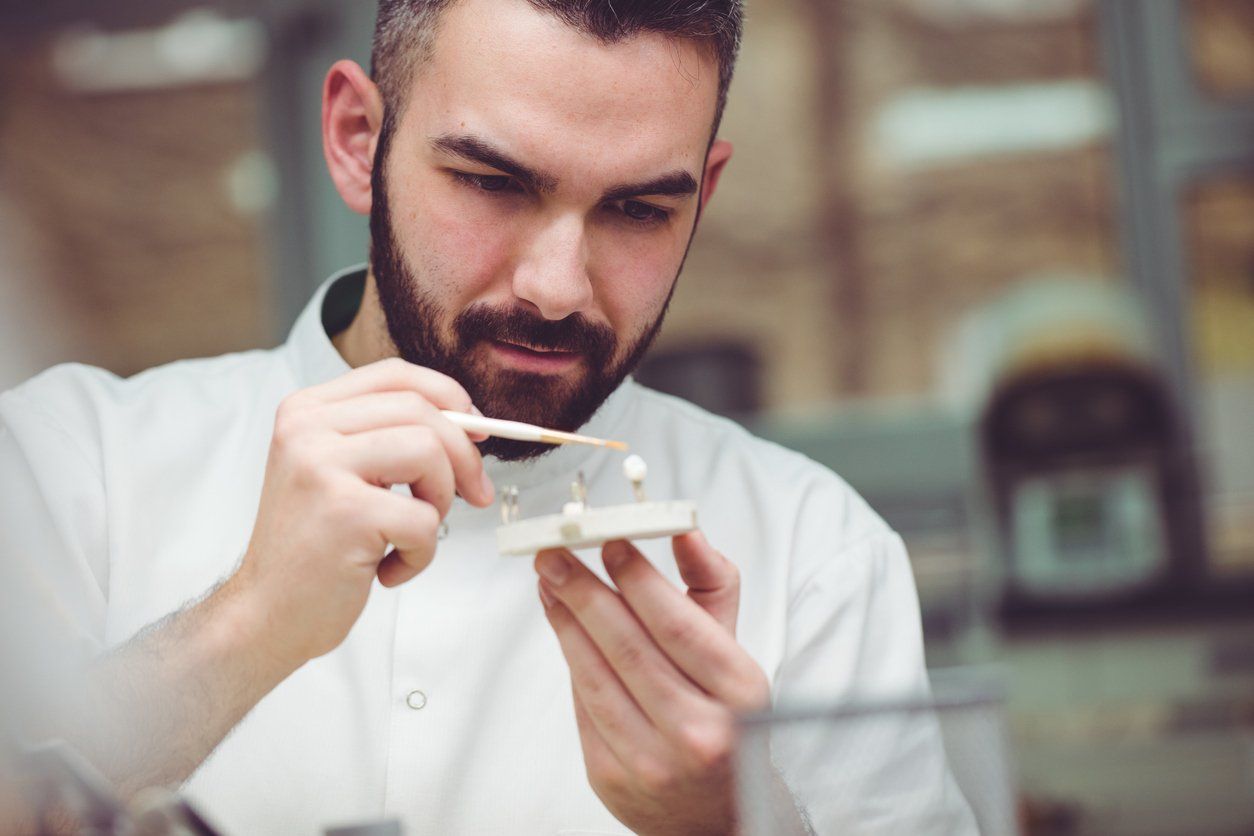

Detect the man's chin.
[
  {"left": 466, "top": 367, "right": 587, "bottom": 426},
  {"left": 463, "top": 366, "right": 621, "bottom": 462}
]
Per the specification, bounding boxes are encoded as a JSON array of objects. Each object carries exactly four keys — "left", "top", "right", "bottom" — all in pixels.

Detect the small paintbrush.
[{"left": 441, "top": 411, "right": 628, "bottom": 451}]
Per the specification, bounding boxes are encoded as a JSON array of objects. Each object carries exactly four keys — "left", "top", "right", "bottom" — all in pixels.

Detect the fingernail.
[
  {"left": 536, "top": 551, "right": 570, "bottom": 586},
  {"left": 603, "top": 540, "right": 630, "bottom": 571},
  {"left": 538, "top": 580, "right": 556, "bottom": 608},
  {"left": 479, "top": 471, "right": 495, "bottom": 503}
]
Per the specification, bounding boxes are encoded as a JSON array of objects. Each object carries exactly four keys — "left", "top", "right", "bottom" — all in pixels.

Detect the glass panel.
[
  {"left": 737, "top": 671, "right": 1016, "bottom": 835},
  {"left": 1182, "top": 175, "right": 1254, "bottom": 579},
  {"left": 1186, "top": 0, "right": 1254, "bottom": 100}
]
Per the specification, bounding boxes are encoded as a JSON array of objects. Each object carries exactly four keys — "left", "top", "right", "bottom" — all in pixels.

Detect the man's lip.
[
  {"left": 488, "top": 340, "right": 583, "bottom": 373},
  {"left": 494, "top": 340, "right": 576, "bottom": 356}
]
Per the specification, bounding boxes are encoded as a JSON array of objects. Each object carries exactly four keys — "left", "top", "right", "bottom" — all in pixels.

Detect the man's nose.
[{"left": 511, "top": 214, "right": 595, "bottom": 321}]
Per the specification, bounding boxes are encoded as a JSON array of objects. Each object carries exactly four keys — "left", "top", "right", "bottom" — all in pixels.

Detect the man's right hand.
[
  {"left": 19, "top": 358, "right": 496, "bottom": 801},
  {"left": 227, "top": 357, "right": 495, "bottom": 668}
]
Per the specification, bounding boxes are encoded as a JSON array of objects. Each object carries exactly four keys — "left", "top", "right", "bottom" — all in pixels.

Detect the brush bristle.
[{"left": 541, "top": 431, "right": 628, "bottom": 450}]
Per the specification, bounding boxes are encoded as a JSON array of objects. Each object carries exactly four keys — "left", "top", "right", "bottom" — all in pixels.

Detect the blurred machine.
[
  {"left": 962, "top": 280, "right": 1201, "bottom": 615},
  {"left": 636, "top": 342, "right": 762, "bottom": 421},
  {"left": 13, "top": 739, "right": 403, "bottom": 835}
]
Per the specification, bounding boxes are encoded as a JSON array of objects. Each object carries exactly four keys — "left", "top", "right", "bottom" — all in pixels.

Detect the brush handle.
[{"left": 441, "top": 410, "right": 545, "bottom": 443}]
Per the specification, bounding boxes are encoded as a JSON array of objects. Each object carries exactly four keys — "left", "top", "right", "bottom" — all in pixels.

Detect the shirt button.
[{"left": 406, "top": 689, "right": 428, "bottom": 710}]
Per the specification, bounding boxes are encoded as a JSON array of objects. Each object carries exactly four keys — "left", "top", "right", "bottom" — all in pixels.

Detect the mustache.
[{"left": 454, "top": 304, "right": 617, "bottom": 360}]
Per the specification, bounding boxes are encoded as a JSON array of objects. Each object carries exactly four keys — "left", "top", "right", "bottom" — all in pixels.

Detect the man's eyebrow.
[
  {"left": 600, "top": 171, "right": 699, "bottom": 203},
  {"left": 430, "top": 133, "right": 698, "bottom": 204},
  {"left": 430, "top": 133, "right": 559, "bottom": 195}
]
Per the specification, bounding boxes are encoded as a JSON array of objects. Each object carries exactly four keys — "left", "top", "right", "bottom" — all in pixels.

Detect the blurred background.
[{"left": 1, "top": 0, "right": 1252, "bottom": 833}]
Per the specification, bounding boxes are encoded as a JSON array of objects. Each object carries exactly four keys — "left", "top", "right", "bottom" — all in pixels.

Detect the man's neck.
[{"left": 331, "top": 272, "right": 396, "bottom": 369}]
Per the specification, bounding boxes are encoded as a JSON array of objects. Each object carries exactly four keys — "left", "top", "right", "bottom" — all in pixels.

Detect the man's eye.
[
  {"left": 616, "top": 199, "right": 669, "bottom": 226},
  {"left": 452, "top": 171, "right": 516, "bottom": 193}
]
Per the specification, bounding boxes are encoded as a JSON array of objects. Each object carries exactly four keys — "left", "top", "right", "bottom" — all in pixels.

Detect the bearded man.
[{"left": 0, "top": 1, "right": 974, "bottom": 833}]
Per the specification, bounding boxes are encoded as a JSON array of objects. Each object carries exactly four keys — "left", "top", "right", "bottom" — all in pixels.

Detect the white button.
[{"left": 405, "top": 689, "right": 428, "bottom": 710}]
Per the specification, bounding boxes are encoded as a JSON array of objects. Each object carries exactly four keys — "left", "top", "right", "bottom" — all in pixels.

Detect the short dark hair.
[{"left": 371, "top": 0, "right": 744, "bottom": 135}]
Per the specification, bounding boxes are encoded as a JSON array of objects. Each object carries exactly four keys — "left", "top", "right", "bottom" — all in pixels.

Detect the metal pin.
[
  {"left": 501, "top": 485, "right": 520, "bottom": 524},
  {"left": 564, "top": 472, "right": 589, "bottom": 515}
]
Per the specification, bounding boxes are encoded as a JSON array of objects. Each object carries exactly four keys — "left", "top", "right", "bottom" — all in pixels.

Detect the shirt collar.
[
  {"left": 284, "top": 264, "right": 360, "bottom": 389},
  {"left": 283, "top": 267, "right": 637, "bottom": 489}
]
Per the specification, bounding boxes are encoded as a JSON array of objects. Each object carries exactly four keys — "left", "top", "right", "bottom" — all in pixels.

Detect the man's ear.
[
  {"left": 322, "top": 60, "right": 385, "bottom": 217},
  {"left": 697, "top": 139, "right": 734, "bottom": 216}
]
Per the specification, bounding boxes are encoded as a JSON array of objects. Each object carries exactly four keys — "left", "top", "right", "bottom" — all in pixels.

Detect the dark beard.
[{"left": 368, "top": 116, "right": 670, "bottom": 461}]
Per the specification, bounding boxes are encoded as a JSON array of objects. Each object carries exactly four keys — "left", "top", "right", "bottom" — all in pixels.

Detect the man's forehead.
[{"left": 401, "top": 0, "right": 719, "bottom": 178}]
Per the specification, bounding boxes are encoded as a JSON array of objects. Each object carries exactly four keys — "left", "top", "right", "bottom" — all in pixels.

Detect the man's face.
[{"left": 369, "top": 0, "right": 722, "bottom": 459}]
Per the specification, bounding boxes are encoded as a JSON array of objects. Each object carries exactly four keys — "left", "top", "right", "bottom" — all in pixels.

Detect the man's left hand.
[{"left": 535, "top": 532, "right": 770, "bottom": 836}]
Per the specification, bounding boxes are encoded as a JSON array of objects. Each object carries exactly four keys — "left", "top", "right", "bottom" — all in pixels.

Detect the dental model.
[{"left": 496, "top": 455, "right": 697, "bottom": 556}]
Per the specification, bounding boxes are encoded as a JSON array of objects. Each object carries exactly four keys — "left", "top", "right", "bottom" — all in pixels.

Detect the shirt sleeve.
[
  {"left": 766, "top": 499, "right": 978, "bottom": 834},
  {"left": 0, "top": 386, "right": 111, "bottom": 727}
]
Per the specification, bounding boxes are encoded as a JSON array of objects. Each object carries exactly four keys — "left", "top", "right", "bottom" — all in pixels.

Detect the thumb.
[{"left": 672, "top": 530, "right": 739, "bottom": 635}]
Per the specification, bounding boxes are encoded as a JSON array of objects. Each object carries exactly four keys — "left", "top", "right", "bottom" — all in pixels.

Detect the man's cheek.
[
  {"left": 421, "top": 205, "right": 516, "bottom": 280},
  {"left": 605, "top": 231, "right": 685, "bottom": 288},
  {"left": 601, "top": 261, "right": 674, "bottom": 320}
]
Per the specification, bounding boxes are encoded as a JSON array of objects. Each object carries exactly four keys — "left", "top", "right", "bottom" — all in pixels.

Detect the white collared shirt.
[{"left": 0, "top": 269, "right": 971, "bottom": 834}]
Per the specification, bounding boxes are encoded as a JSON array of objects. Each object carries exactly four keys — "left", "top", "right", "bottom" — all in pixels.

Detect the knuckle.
[
  {"left": 285, "top": 441, "right": 328, "bottom": 488},
  {"left": 609, "top": 634, "right": 649, "bottom": 673},
  {"left": 679, "top": 721, "right": 734, "bottom": 773},
  {"left": 272, "top": 399, "right": 309, "bottom": 443},
  {"left": 658, "top": 615, "right": 700, "bottom": 648},
  {"left": 408, "top": 391, "right": 438, "bottom": 420},
  {"left": 572, "top": 670, "right": 611, "bottom": 705},
  {"left": 380, "top": 356, "right": 409, "bottom": 372},
  {"left": 276, "top": 391, "right": 308, "bottom": 416}
]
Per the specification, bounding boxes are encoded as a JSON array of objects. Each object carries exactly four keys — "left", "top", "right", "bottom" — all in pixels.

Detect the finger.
[
  {"left": 341, "top": 426, "right": 457, "bottom": 517},
  {"left": 422, "top": 407, "right": 494, "bottom": 505},
  {"left": 673, "top": 531, "right": 740, "bottom": 635},
  {"left": 571, "top": 688, "right": 632, "bottom": 790},
  {"left": 307, "top": 357, "right": 474, "bottom": 412},
  {"left": 370, "top": 489, "right": 441, "bottom": 587},
  {"left": 326, "top": 390, "right": 493, "bottom": 506},
  {"left": 535, "top": 549, "right": 705, "bottom": 726},
  {"left": 318, "top": 391, "right": 489, "bottom": 442},
  {"left": 539, "top": 580, "right": 666, "bottom": 764},
  {"left": 318, "top": 391, "right": 443, "bottom": 434},
  {"left": 377, "top": 548, "right": 425, "bottom": 587},
  {"left": 603, "top": 540, "right": 764, "bottom": 712}
]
